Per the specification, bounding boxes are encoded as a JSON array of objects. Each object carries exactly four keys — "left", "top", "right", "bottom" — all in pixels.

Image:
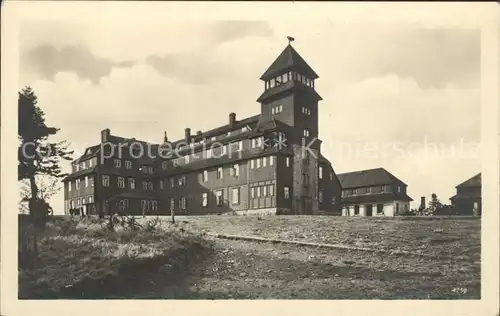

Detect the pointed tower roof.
[{"left": 259, "top": 44, "right": 319, "bottom": 81}]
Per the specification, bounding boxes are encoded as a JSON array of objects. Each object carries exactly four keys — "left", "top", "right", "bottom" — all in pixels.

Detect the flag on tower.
[{"left": 287, "top": 36, "right": 295, "bottom": 44}]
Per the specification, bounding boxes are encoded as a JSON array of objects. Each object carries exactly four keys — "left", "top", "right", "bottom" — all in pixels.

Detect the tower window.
[
  {"left": 304, "top": 129, "right": 310, "bottom": 137},
  {"left": 270, "top": 78, "right": 276, "bottom": 88},
  {"left": 282, "top": 73, "right": 289, "bottom": 83}
]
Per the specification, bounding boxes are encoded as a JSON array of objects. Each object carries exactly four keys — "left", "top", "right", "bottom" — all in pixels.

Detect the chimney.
[
  {"left": 420, "top": 196, "right": 426, "bottom": 210},
  {"left": 101, "top": 128, "right": 110, "bottom": 143},
  {"left": 163, "top": 131, "right": 168, "bottom": 143},
  {"left": 197, "top": 130, "right": 202, "bottom": 136},
  {"left": 185, "top": 128, "right": 191, "bottom": 144},
  {"left": 229, "top": 112, "right": 236, "bottom": 126}
]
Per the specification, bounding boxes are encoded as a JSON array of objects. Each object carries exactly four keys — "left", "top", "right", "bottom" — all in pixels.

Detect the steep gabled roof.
[
  {"left": 260, "top": 44, "right": 319, "bottom": 81},
  {"left": 337, "top": 167, "right": 407, "bottom": 189},
  {"left": 456, "top": 173, "right": 481, "bottom": 188}
]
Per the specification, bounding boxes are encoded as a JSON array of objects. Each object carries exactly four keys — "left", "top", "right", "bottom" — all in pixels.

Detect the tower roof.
[{"left": 260, "top": 44, "right": 319, "bottom": 81}]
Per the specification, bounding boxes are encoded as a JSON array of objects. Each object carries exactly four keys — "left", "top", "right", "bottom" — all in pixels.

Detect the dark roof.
[
  {"left": 73, "top": 145, "right": 101, "bottom": 164},
  {"left": 62, "top": 166, "right": 97, "bottom": 182},
  {"left": 456, "top": 173, "right": 481, "bottom": 188},
  {"left": 337, "top": 167, "right": 407, "bottom": 189},
  {"left": 450, "top": 193, "right": 481, "bottom": 201},
  {"left": 260, "top": 44, "right": 319, "bottom": 81},
  {"left": 190, "top": 114, "right": 261, "bottom": 143},
  {"left": 157, "top": 146, "right": 293, "bottom": 178},
  {"left": 342, "top": 192, "right": 413, "bottom": 204}
]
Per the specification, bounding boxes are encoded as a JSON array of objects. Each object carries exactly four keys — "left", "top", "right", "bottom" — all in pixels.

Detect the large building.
[
  {"left": 62, "top": 42, "right": 343, "bottom": 216},
  {"left": 450, "top": 173, "right": 481, "bottom": 216},
  {"left": 337, "top": 168, "right": 413, "bottom": 216}
]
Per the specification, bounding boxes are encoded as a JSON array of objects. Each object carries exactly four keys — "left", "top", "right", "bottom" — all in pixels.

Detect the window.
[
  {"left": 319, "top": 166, "right": 323, "bottom": 179},
  {"left": 331, "top": 196, "right": 336, "bottom": 204},
  {"left": 114, "top": 159, "right": 121, "bottom": 168},
  {"left": 271, "top": 107, "right": 275, "bottom": 115},
  {"left": 82, "top": 197, "right": 86, "bottom": 204},
  {"left": 90, "top": 176, "right": 94, "bottom": 187},
  {"left": 211, "top": 136, "right": 216, "bottom": 142},
  {"left": 170, "top": 198, "right": 175, "bottom": 211},
  {"left": 125, "top": 160, "right": 132, "bottom": 169},
  {"left": 268, "top": 184, "right": 275, "bottom": 196},
  {"left": 231, "top": 188, "right": 240, "bottom": 205},
  {"left": 88, "top": 196, "right": 93, "bottom": 203},
  {"left": 216, "top": 190, "right": 224, "bottom": 206},
  {"left": 178, "top": 176, "right": 186, "bottom": 186},
  {"left": 85, "top": 176, "right": 89, "bottom": 188},
  {"left": 217, "top": 167, "right": 223, "bottom": 179},
  {"left": 237, "top": 141, "right": 243, "bottom": 152},
  {"left": 162, "top": 161, "right": 168, "bottom": 170},
  {"left": 250, "top": 160, "right": 255, "bottom": 169},
  {"left": 206, "top": 149, "right": 212, "bottom": 159},
  {"left": 118, "top": 176, "right": 125, "bottom": 188},
  {"left": 88, "top": 159, "right": 93, "bottom": 167},
  {"left": 160, "top": 180, "right": 164, "bottom": 190},
  {"left": 284, "top": 186, "right": 290, "bottom": 199},
  {"left": 202, "top": 170, "right": 208, "bottom": 182},
  {"left": 180, "top": 196, "right": 187, "bottom": 210},
  {"left": 151, "top": 201, "right": 158, "bottom": 211},
  {"left": 377, "top": 204, "right": 384, "bottom": 214},
  {"left": 270, "top": 78, "right": 275, "bottom": 88},
  {"left": 286, "top": 157, "right": 290, "bottom": 167},
  {"left": 148, "top": 181, "right": 154, "bottom": 191},
  {"left": 68, "top": 181, "right": 72, "bottom": 192},
  {"left": 119, "top": 199, "right": 129, "bottom": 210},
  {"left": 241, "top": 127, "right": 248, "bottom": 132},
  {"left": 304, "top": 129, "right": 310, "bottom": 137},
  {"left": 330, "top": 172, "right": 333, "bottom": 181},
  {"left": 302, "top": 107, "right": 311, "bottom": 115},
  {"left": 381, "top": 185, "right": 388, "bottom": 192},
  {"left": 140, "top": 200, "right": 147, "bottom": 212},
  {"left": 262, "top": 157, "right": 267, "bottom": 167},
  {"left": 283, "top": 73, "right": 289, "bottom": 83},
  {"left": 398, "top": 186, "right": 401, "bottom": 193},
  {"left": 76, "top": 179, "right": 80, "bottom": 189},
  {"left": 170, "top": 178, "right": 175, "bottom": 188},
  {"left": 250, "top": 187, "right": 255, "bottom": 198},
  {"left": 221, "top": 145, "right": 227, "bottom": 155},
  {"left": 256, "top": 186, "right": 261, "bottom": 197},
  {"left": 202, "top": 193, "right": 208, "bottom": 207},
  {"left": 128, "top": 178, "right": 135, "bottom": 189},
  {"left": 185, "top": 155, "right": 190, "bottom": 164},
  {"left": 263, "top": 186, "right": 268, "bottom": 197},
  {"left": 142, "top": 181, "right": 148, "bottom": 190},
  {"left": 77, "top": 198, "right": 81, "bottom": 206},
  {"left": 256, "top": 158, "right": 261, "bottom": 168},
  {"left": 279, "top": 105, "right": 283, "bottom": 112},
  {"left": 270, "top": 156, "right": 274, "bottom": 166},
  {"left": 230, "top": 164, "right": 239, "bottom": 177},
  {"left": 319, "top": 190, "right": 324, "bottom": 203},
  {"left": 354, "top": 205, "right": 360, "bottom": 215},
  {"left": 102, "top": 175, "right": 109, "bottom": 187}
]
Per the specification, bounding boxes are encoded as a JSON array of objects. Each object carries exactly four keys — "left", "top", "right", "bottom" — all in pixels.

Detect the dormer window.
[{"left": 270, "top": 78, "right": 276, "bottom": 88}]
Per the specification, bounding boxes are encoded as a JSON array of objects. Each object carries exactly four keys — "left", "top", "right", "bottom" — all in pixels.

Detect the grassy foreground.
[
  {"left": 18, "top": 216, "right": 212, "bottom": 299},
  {"left": 19, "top": 215, "right": 481, "bottom": 299}
]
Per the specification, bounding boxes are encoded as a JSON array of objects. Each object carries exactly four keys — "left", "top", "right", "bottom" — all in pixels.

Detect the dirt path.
[{"left": 152, "top": 238, "right": 480, "bottom": 299}]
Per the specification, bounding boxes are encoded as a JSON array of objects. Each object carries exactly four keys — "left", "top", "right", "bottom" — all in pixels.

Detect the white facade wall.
[{"left": 342, "top": 200, "right": 409, "bottom": 217}]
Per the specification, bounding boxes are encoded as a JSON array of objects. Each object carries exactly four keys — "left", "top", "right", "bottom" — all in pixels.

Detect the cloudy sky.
[{"left": 17, "top": 5, "right": 484, "bottom": 212}]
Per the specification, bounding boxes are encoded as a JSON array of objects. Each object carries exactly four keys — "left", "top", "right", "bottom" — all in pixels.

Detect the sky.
[{"left": 17, "top": 8, "right": 483, "bottom": 213}]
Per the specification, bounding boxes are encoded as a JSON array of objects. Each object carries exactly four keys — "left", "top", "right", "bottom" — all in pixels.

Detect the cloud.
[
  {"left": 20, "top": 44, "right": 137, "bottom": 84},
  {"left": 145, "top": 51, "right": 231, "bottom": 85},
  {"left": 208, "top": 21, "right": 274, "bottom": 45}
]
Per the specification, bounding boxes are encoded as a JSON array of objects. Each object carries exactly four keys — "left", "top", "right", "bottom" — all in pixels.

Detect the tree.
[
  {"left": 19, "top": 177, "right": 61, "bottom": 214},
  {"left": 18, "top": 87, "right": 73, "bottom": 211},
  {"left": 428, "top": 193, "right": 442, "bottom": 215},
  {"left": 18, "top": 87, "right": 73, "bottom": 263}
]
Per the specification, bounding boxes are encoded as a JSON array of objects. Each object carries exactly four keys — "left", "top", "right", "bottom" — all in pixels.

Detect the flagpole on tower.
[{"left": 287, "top": 36, "right": 295, "bottom": 46}]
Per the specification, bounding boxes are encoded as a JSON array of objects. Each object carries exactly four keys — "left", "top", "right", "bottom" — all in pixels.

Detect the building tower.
[{"left": 257, "top": 39, "right": 324, "bottom": 214}]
